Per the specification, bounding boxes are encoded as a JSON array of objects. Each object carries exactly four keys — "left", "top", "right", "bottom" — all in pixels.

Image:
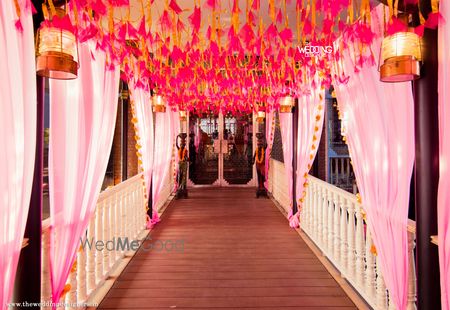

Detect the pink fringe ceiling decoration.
[{"left": 40, "top": 0, "right": 441, "bottom": 114}]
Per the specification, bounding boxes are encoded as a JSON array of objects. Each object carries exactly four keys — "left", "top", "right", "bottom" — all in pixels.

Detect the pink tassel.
[
  {"left": 288, "top": 211, "right": 300, "bottom": 228},
  {"left": 188, "top": 6, "right": 201, "bottom": 31},
  {"left": 169, "top": 0, "right": 183, "bottom": 14},
  {"left": 424, "top": 12, "right": 444, "bottom": 29},
  {"left": 205, "top": 0, "right": 217, "bottom": 10},
  {"left": 15, "top": 20, "right": 23, "bottom": 32}
]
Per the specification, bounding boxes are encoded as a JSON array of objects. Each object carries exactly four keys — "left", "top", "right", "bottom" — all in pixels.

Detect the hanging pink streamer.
[
  {"left": 0, "top": 0, "right": 36, "bottom": 307},
  {"left": 279, "top": 113, "right": 293, "bottom": 211},
  {"left": 151, "top": 109, "right": 177, "bottom": 226},
  {"left": 438, "top": 2, "right": 450, "bottom": 309},
  {"left": 332, "top": 5, "right": 414, "bottom": 309},
  {"left": 172, "top": 111, "right": 181, "bottom": 192},
  {"left": 264, "top": 110, "right": 275, "bottom": 189},
  {"left": 129, "top": 84, "right": 154, "bottom": 209},
  {"left": 294, "top": 76, "right": 325, "bottom": 228},
  {"left": 49, "top": 41, "right": 120, "bottom": 305}
]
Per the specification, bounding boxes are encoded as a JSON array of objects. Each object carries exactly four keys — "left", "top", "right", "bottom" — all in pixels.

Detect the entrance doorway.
[{"left": 187, "top": 112, "right": 256, "bottom": 186}]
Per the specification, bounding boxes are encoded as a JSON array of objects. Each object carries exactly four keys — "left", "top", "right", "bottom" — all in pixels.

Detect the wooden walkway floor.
[{"left": 99, "top": 188, "right": 357, "bottom": 309}]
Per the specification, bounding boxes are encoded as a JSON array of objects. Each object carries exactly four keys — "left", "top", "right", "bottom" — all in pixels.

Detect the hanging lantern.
[
  {"left": 256, "top": 111, "right": 266, "bottom": 123},
  {"left": 36, "top": 8, "right": 78, "bottom": 80},
  {"left": 380, "top": 31, "right": 422, "bottom": 82},
  {"left": 280, "top": 96, "right": 294, "bottom": 113},
  {"left": 152, "top": 95, "right": 166, "bottom": 112},
  {"left": 179, "top": 110, "right": 187, "bottom": 121}
]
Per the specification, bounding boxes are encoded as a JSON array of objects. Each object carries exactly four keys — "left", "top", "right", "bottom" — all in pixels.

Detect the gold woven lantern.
[
  {"left": 36, "top": 8, "right": 78, "bottom": 80},
  {"left": 179, "top": 110, "right": 187, "bottom": 121},
  {"left": 380, "top": 31, "right": 422, "bottom": 82},
  {"left": 152, "top": 95, "right": 166, "bottom": 112},
  {"left": 256, "top": 110, "right": 266, "bottom": 123},
  {"left": 280, "top": 96, "right": 294, "bottom": 113}
]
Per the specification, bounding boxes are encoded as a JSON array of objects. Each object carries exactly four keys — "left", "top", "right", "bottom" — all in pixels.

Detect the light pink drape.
[
  {"left": 172, "top": 112, "right": 181, "bottom": 191},
  {"left": 438, "top": 0, "right": 450, "bottom": 308},
  {"left": 129, "top": 85, "right": 154, "bottom": 204},
  {"left": 49, "top": 41, "right": 120, "bottom": 303},
  {"left": 332, "top": 6, "right": 414, "bottom": 309},
  {"left": 151, "top": 108, "right": 177, "bottom": 223},
  {"left": 265, "top": 110, "right": 275, "bottom": 188},
  {"left": 292, "top": 82, "right": 325, "bottom": 228},
  {"left": 279, "top": 113, "right": 293, "bottom": 210},
  {"left": 0, "top": 1, "right": 36, "bottom": 307}
]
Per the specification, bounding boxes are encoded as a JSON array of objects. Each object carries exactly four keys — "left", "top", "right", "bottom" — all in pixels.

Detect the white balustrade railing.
[
  {"left": 41, "top": 173, "right": 147, "bottom": 309},
  {"left": 300, "top": 176, "right": 417, "bottom": 310}
]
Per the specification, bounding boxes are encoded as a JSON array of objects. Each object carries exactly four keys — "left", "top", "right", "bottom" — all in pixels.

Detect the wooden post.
[
  {"left": 122, "top": 87, "right": 129, "bottom": 181},
  {"left": 13, "top": 77, "right": 44, "bottom": 309},
  {"left": 292, "top": 99, "right": 299, "bottom": 214},
  {"left": 413, "top": 24, "right": 441, "bottom": 310}
]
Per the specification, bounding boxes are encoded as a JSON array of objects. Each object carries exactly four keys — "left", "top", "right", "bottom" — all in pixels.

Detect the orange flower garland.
[
  {"left": 255, "top": 147, "right": 265, "bottom": 164},
  {"left": 178, "top": 148, "right": 188, "bottom": 161}
]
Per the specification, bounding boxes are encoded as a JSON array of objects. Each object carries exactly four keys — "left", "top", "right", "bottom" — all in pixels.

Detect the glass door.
[
  {"left": 188, "top": 112, "right": 255, "bottom": 186},
  {"left": 222, "top": 113, "right": 254, "bottom": 185},
  {"left": 188, "top": 113, "right": 220, "bottom": 185}
]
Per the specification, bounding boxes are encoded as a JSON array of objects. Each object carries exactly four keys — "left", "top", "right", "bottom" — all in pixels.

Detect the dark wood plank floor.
[{"left": 99, "top": 188, "right": 357, "bottom": 309}]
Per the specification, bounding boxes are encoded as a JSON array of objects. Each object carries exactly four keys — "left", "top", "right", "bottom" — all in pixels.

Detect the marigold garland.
[
  {"left": 255, "top": 147, "right": 265, "bottom": 164},
  {"left": 178, "top": 148, "right": 188, "bottom": 161}
]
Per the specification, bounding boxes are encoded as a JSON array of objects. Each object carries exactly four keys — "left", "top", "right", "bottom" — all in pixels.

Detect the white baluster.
[
  {"left": 327, "top": 190, "right": 334, "bottom": 256},
  {"left": 339, "top": 195, "right": 348, "bottom": 276},
  {"left": 111, "top": 194, "right": 118, "bottom": 266},
  {"left": 333, "top": 191, "right": 340, "bottom": 263},
  {"left": 134, "top": 184, "right": 140, "bottom": 237},
  {"left": 103, "top": 200, "right": 110, "bottom": 276},
  {"left": 355, "top": 206, "right": 365, "bottom": 288},
  {"left": 120, "top": 192, "right": 126, "bottom": 256},
  {"left": 389, "top": 298, "right": 396, "bottom": 310},
  {"left": 129, "top": 186, "right": 136, "bottom": 238},
  {"left": 126, "top": 192, "right": 132, "bottom": 241},
  {"left": 95, "top": 203, "right": 104, "bottom": 282},
  {"left": 86, "top": 217, "right": 96, "bottom": 293},
  {"left": 347, "top": 201, "right": 356, "bottom": 282},
  {"left": 41, "top": 227, "right": 52, "bottom": 309},
  {"left": 376, "top": 256, "right": 388, "bottom": 309},
  {"left": 407, "top": 230, "right": 417, "bottom": 310},
  {"left": 312, "top": 183, "right": 319, "bottom": 240},
  {"left": 65, "top": 264, "right": 77, "bottom": 310},
  {"left": 77, "top": 245, "right": 87, "bottom": 303},
  {"left": 322, "top": 187, "right": 328, "bottom": 250},
  {"left": 311, "top": 182, "right": 317, "bottom": 233},
  {"left": 365, "top": 227, "right": 376, "bottom": 302}
]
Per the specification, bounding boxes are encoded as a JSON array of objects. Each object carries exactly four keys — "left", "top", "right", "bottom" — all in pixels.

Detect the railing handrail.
[
  {"left": 40, "top": 173, "right": 147, "bottom": 309},
  {"left": 41, "top": 173, "right": 144, "bottom": 227},
  {"left": 97, "top": 172, "right": 144, "bottom": 204},
  {"left": 308, "top": 175, "right": 359, "bottom": 204},
  {"left": 307, "top": 175, "right": 417, "bottom": 233}
]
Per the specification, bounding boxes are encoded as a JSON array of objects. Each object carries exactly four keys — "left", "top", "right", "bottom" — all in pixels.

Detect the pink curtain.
[
  {"left": 151, "top": 108, "right": 177, "bottom": 223},
  {"left": 332, "top": 6, "right": 414, "bottom": 309},
  {"left": 49, "top": 41, "right": 120, "bottom": 303},
  {"left": 264, "top": 110, "right": 275, "bottom": 188},
  {"left": 0, "top": 1, "right": 36, "bottom": 307},
  {"left": 292, "top": 81, "right": 325, "bottom": 228},
  {"left": 129, "top": 85, "right": 154, "bottom": 205},
  {"left": 172, "top": 112, "right": 181, "bottom": 191},
  {"left": 438, "top": 0, "right": 450, "bottom": 308},
  {"left": 279, "top": 113, "right": 293, "bottom": 209}
]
